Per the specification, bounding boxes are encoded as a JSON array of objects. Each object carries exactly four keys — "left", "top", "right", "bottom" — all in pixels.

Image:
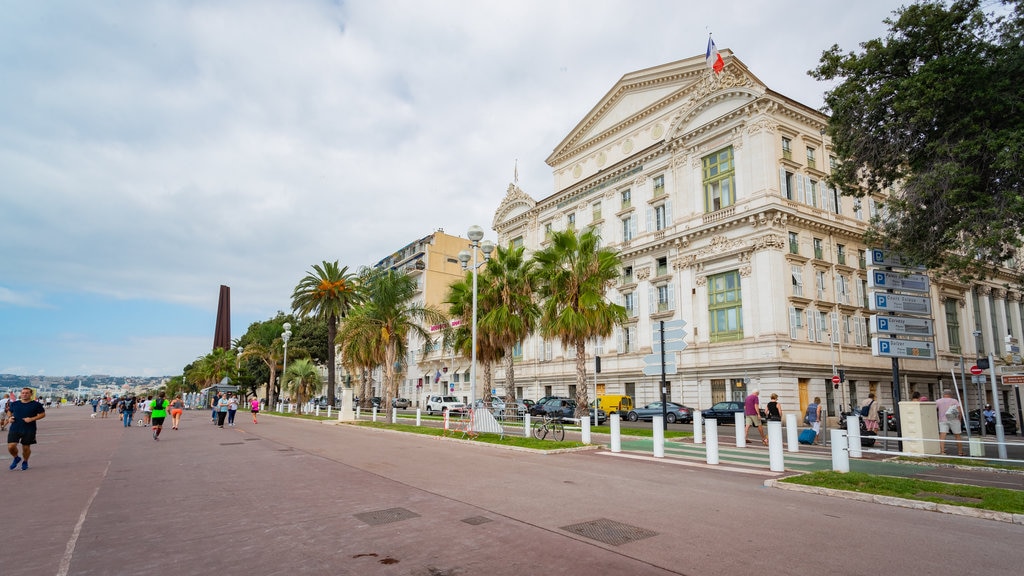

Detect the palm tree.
[
  {"left": 282, "top": 358, "right": 322, "bottom": 415},
  {"left": 352, "top": 269, "right": 449, "bottom": 413},
  {"left": 445, "top": 269, "right": 504, "bottom": 404},
  {"left": 185, "top": 348, "right": 237, "bottom": 388},
  {"left": 291, "top": 261, "right": 362, "bottom": 407},
  {"left": 532, "top": 228, "right": 627, "bottom": 418},
  {"left": 338, "top": 306, "right": 384, "bottom": 410},
  {"left": 240, "top": 339, "right": 284, "bottom": 407},
  {"left": 479, "top": 244, "right": 539, "bottom": 408}
]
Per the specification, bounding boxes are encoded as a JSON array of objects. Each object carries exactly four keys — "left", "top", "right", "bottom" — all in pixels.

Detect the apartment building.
[{"left": 489, "top": 51, "right": 1023, "bottom": 421}]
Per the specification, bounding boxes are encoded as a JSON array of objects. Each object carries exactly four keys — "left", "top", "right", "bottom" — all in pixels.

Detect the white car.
[{"left": 425, "top": 395, "right": 465, "bottom": 415}]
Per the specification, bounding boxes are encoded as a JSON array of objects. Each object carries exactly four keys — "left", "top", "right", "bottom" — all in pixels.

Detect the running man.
[
  {"left": 150, "top": 392, "right": 168, "bottom": 440},
  {"left": 7, "top": 387, "right": 46, "bottom": 471}
]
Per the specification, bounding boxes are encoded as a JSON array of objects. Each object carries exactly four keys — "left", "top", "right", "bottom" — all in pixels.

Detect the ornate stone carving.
[
  {"left": 672, "top": 255, "right": 697, "bottom": 270},
  {"left": 493, "top": 183, "right": 537, "bottom": 228},
  {"left": 697, "top": 235, "right": 747, "bottom": 257},
  {"left": 739, "top": 265, "right": 752, "bottom": 277},
  {"left": 635, "top": 267, "right": 652, "bottom": 281},
  {"left": 993, "top": 288, "right": 1007, "bottom": 300},
  {"left": 747, "top": 117, "right": 776, "bottom": 134},
  {"left": 751, "top": 234, "right": 785, "bottom": 252},
  {"left": 979, "top": 286, "right": 992, "bottom": 297},
  {"left": 695, "top": 275, "right": 707, "bottom": 287},
  {"left": 1008, "top": 292, "right": 1021, "bottom": 303}
]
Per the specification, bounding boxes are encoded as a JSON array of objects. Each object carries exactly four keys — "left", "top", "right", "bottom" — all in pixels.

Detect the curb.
[{"left": 764, "top": 478, "right": 1024, "bottom": 525}]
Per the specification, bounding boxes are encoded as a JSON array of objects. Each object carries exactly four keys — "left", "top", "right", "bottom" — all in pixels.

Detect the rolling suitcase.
[
  {"left": 798, "top": 428, "right": 817, "bottom": 445},
  {"left": 861, "top": 430, "right": 877, "bottom": 447}
]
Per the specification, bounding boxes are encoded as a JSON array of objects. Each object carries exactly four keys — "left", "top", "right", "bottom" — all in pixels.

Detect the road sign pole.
[{"left": 660, "top": 320, "right": 668, "bottom": 430}]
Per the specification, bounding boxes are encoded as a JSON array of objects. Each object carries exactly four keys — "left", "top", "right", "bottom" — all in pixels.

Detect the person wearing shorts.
[
  {"left": 7, "top": 387, "right": 46, "bottom": 471},
  {"left": 150, "top": 392, "right": 168, "bottom": 440},
  {"left": 169, "top": 395, "right": 184, "bottom": 430},
  {"left": 744, "top": 389, "right": 767, "bottom": 446},
  {"left": 250, "top": 396, "right": 260, "bottom": 424},
  {"left": 935, "top": 390, "right": 964, "bottom": 456}
]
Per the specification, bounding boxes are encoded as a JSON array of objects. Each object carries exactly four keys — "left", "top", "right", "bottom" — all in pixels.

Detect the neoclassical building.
[{"left": 488, "top": 50, "right": 1023, "bottom": 421}]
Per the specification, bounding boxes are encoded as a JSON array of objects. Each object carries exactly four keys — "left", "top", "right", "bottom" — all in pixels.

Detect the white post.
[
  {"left": 847, "top": 414, "right": 862, "bottom": 458},
  {"left": 653, "top": 415, "right": 665, "bottom": 458},
  {"left": 355, "top": 406, "right": 361, "bottom": 419},
  {"left": 416, "top": 408, "right": 422, "bottom": 426},
  {"left": 392, "top": 407, "right": 398, "bottom": 423},
  {"left": 581, "top": 416, "right": 591, "bottom": 444},
  {"left": 786, "top": 413, "right": 799, "bottom": 452},
  {"left": 610, "top": 414, "right": 621, "bottom": 452},
  {"left": 706, "top": 419, "right": 719, "bottom": 464},
  {"left": 831, "top": 429, "right": 850, "bottom": 472},
  {"left": 523, "top": 412, "right": 531, "bottom": 438},
  {"left": 734, "top": 411, "right": 746, "bottom": 447},
  {"left": 768, "top": 420, "right": 784, "bottom": 472},
  {"left": 326, "top": 406, "right": 332, "bottom": 418},
  {"left": 371, "top": 407, "right": 377, "bottom": 422},
  {"left": 692, "top": 410, "right": 703, "bottom": 444},
  {"left": 315, "top": 405, "right": 320, "bottom": 417}
]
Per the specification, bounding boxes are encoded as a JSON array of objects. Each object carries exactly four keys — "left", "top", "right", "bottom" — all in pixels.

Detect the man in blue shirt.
[{"left": 6, "top": 387, "right": 46, "bottom": 471}]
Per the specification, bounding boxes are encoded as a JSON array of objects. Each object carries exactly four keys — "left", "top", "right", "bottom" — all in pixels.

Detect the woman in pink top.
[{"left": 250, "top": 397, "right": 261, "bottom": 424}]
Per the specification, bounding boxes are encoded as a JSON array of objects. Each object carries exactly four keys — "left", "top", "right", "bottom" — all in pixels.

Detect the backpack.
[
  {"left": 152, "top": 398, "right": 164, "bottom": 411},
  {"left": 860, "top": 400, "right": 873, "bottom": 417},
  {"left": 123, "top": 398, "right": 135, "bottom": 411},
  {"left": 945, "top": 404, "right": 961, "bottom": 421}
]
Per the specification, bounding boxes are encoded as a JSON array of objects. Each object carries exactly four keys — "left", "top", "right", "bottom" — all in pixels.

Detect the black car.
[
  {"left": 529, "top": 396, "right": 570, "bottom": 416},
  {"left": 626, "top": 402, "right": 694, "bottom": 424},
  {"left": 533, "top": 398, "right": 607, "bottom": 424},
  {"left": 700, "top": 401, "right": 766, "bottom": 424},
  {"left": 968, "top": 409, "right": 1018, "bottom": 435}
]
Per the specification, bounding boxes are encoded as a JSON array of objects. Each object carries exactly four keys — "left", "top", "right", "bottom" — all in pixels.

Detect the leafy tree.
[
  {"left": 337, "top": 312, "right": 382, "bottom": 410},
  {"left": 533, "top": 228, "right": 627, "bottom": 417},
  {"left": 291, "top": 261, "right": 362, "bottom": 407},
  {"left": 811, "top": 0, "right": 1024, "bottom": 281},
  {"left": 282, "top": 358, "right": 322, "bottom": 415},
  {"left": 184, "top": 348, "right": 237, "bottom": 388}
]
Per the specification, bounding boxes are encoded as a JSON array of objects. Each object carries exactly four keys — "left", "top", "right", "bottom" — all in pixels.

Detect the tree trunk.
[
  {"left": 383, "top": 341, "right": 398, "bottom": 414},
  {"left": 574, "top": 340, "right": 588, "bottom": 418},
  {"left": 503, "top": 346, "right": 515, "bottom": 405}
]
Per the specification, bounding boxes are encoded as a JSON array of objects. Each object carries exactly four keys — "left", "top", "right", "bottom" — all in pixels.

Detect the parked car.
[
  {"left": 968, "top": 409, "right": 1018, "bottom": 435},
  {"left": 371, "top": 397, "right": 382, "bottom": 408},
  {"left": 530, "top": 396, "right": 570, "bottom": 416},
  {"left": 535, "top": 398, "right": 606, "bottom": 424},
  {"left": 701, "top": 401, "right": 745, "bottom": 424},
  {"left": 391, "top": 397, "right": 411, "bottom": 409},
  {"left": 626, "top": 401, "right": 693, "bottom": 424},
  {"left": 425, "top": 395, "right": 465, "bottom": 415}
]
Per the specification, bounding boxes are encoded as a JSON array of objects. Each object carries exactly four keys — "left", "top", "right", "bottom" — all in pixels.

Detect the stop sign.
[
  {"left": 970, "top": 365, "right": 983, "bottom": 375},
  {"left": 831, "top": 375, "right": 841, "bottom": 384}
]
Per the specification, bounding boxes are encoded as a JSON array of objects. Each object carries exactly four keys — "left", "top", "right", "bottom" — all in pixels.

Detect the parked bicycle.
[{"left": 532, "top": 414, "right": 565, "bottom": 441}]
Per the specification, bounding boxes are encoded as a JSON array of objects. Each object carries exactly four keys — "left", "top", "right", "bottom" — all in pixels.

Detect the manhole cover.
[
  {"left": 461, "top": 516, "right": 492, "bottom": 525},
  {"left": 916, "top": 492, "right": 984, "bottom": 504},
  {"left": 354, "top": 507, "right": 421, "bottom": 526},
  {"left": 561, "top": 518, "right": 658, "bottom": 546}
]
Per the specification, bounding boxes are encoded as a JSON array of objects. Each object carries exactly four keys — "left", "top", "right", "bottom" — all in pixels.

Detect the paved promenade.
[{"left": 6, "top": 407, "right": 1023, "bottom": 576}]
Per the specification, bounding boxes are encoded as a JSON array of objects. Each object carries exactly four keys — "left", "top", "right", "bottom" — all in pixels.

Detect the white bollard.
[
  {"left": 786, "top": 413, "right": 799, "bottom": 452},
  {"left": 706, "top": 419, "right": 719, "bottom": 464},
  {"left": 581, "top": 416, "right": 591, "bottom": 444},
  {"left": 327, "top": 406, "right": 332, "bottom": 418},
  {"left": 847, "top": 414, "right": 862, "bottom": 458},
  {"left": 831, "top": 429, "right": 850, "bottom": 472},
  {"left": 416, "top": 408, "right": 422, "bottom": 426},
  {"left": 392, "top": 407, "right": 398, "bottom": 423},
  {"left": 315, "top": 406, "right": 320, "bottom": 417},
  {"left": 693, "top": 410, "right": 703, "bottom": 444},
  {"left": 372, "top": 407, "right": 377, "bottom": 422},
  {"left": 768, "top": 420, "right": 785, "bottom": 472},
  {"left": 610, "top": 414, "right": 621, "bottom": 452},
  {"left": 734, "top": 411, "right": 746, "bottom": 447},
  {"left": 355, "top": 406, "right": 361, "bottom": 419},
  {"left": 523, "top": 412, "right": 531, "bottom": 438},
  {"left": 653, "top": 416, "right": 665, "bottom": 458}
]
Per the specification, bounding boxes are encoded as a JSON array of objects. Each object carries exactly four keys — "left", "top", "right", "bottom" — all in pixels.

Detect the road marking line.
[
  {"left": 57, "top": 460, "right": 111, "bottom": 576},
  {"left": 598, "top": 450, "right": 781, "bottom": 476}
]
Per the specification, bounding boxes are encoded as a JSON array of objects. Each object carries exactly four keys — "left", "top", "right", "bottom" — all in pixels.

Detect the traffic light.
[
  {"left": 977, "top": 358, "right": 990, "bottom": 369},
  {"left": 595, "top": 356, "right": 601, "bottom": 373},
  {"left": 838, "top": 369, "right": 846, "bottom": 382}
]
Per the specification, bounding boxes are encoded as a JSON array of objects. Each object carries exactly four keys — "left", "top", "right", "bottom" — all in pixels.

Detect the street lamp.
[
  {"left": 457, "top": 225, "right": 495, "bottom": 409},
  {"left": 282, "top": 323, "right": 292, "bottom": 400},
  {"left": 236, "top": 345, "right": 245, "bottom": 371}
]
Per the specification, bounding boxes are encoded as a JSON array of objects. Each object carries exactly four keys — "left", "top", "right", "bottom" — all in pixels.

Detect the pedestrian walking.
[
  {"left": 169, "top": 395, "right": 184, "bottom": 430},
  {"left": 227, "top": 394, "right": 239, "bottom": 426},
  {"left": 935, "top": 390, "right": 964, "bottom": 456},
  {"left": 121, "top": 395, "right": 136, "bottom": 428},
  {"left": 766, "top": 393, "right": 783, "bottom": 422},
  {"left": 860, "top": 393, "right": 879, "bottom": 432},
  {"left": 141, "top": 395, "right": 153, "bottom": 426},
  {"left": 805, "top": 397, "right": 824, "bottom": 444},
  {"left": 0, "top": 393, "right": 11, "bottom": 431},
  {"left": 6, "top": 387, "right": 45, "bottom": 471},
  {"left": 211, "top": 392, "right": 222, "bottom": 424},
  {"left": 99, "top": 396, "right": 111, "bottom": 418},
  {"left": 744, "top": 389, "right": 767, "bottom": 446},
  {"left": 250, "top": 396, "right": 260, "bottom": 424},
  {"left": 150, "top": 392, "right": 168, "bottom": 440},
  {"left": 217, "top": 394, "right": 229, "bottom": 428}
]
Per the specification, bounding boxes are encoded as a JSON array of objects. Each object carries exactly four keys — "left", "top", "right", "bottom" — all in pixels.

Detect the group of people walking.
[{"left": 209, "top": 392, "right": 261, "bottom": 427}]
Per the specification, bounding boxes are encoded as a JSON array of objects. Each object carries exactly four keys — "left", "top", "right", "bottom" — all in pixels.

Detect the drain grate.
[
  {"left": 461, "top": 516, "right": 492, "bottom": 525},
  {"left": 354, "top": 507, "right": 421, "bottom": 526},
  {"left": 561, "top": 518, "right": 658, "bottom": 546}
]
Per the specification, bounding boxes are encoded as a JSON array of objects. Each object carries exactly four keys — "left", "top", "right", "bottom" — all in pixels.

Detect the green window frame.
[
  {"left": 703, "top": 147, "right": 735, "bottom": 212},
  {"left": 945, "top": 299, "right": 961, "bottom": 355},
  {"left": 708, "top": 270, "right": 743, "bottom": 342}
]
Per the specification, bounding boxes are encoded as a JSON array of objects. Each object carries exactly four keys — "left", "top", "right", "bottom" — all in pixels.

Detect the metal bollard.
[
  {"left": 734, "top": 411, "right": 746, "bottom": 447},
  {"left": 768, "top": 420, "right": 784, "bottom": 472},
  {"left": 706, "top": 419, "right": 719, "bottom": 464},
  {"left": 392, "top": 407, "right": 397, "bottom": 423},
  {"left": 693, "top": 410, "right": 703, "bottom": 444},
  {"left": 786, "top": 413, "right": 799, "bottom": 452},
  {"left": 653, "top": 416, "right": 664, "bottom": 458},
  {"left": 416, "top": 408, "right": 422, "bottom": 426},
  {"left": 523, "top": 412, "right": 531, "bottom": 438},
  {"left": 847, "top": 414, "right": 862, "bottom": 458},
  {"left": 610, "top": 414, "right": 621, "bottom": 452},
  {"left": 831, "top": 429, "right": 850, "bottom": 472},
  {"left": 581, "top": 416, "right": 591, "bottom": 444},
  {"left": 315, "top": 406, "right": 320, "bottom": 417},
  {"left": 327, "top": 406, "right": 332, "bottom": 418},
  {"left": 372, "top": 407, "right": 377, "bottom": 422}
]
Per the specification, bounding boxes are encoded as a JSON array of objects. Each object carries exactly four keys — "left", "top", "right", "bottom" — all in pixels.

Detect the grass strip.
[
  {"left": 355, "top": 420, "right": 585, "bottom": 450},
  {"left": 781, "top": 471, "right": 1024, "bottom": 514}
]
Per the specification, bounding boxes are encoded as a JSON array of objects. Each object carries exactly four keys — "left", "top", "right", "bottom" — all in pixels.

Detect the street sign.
[
  {"left": 871, "top": 337, "right": 935, "bottom": 360},
  {"left": 1002, "top": 375, "right": 1024, "bottom": 385},
  {"left": 654, "top": 328, "right": 687, "bottom": 342},
  {"left": 831, "top": 375, "right": 841, "bottom": 384},
  {"left": 869, "top": 315, "right": 934, "bottom": 337},
  {"left": 970, "top": 365, "right": 983, "bottom": 375},
  {"left": 658, "top": 319, "right": 687, "bottom": 331},
  {"left": 653, "top": 340, "right": 688, "bottom": 353},
  {"left": 869, "top": 292, "right": 932, "bottom": 316},
  {"left": 867, "top": 249, "right": 926, "bottom": 270},
  {"left": 643, "top": 353, "right": 663, "bottom": 365},
  {"left": 643, "top": 363, "right": 677, "bottom": 376},
  {"left": 868, "top": 270, "right": 930, "bottom": 293}
]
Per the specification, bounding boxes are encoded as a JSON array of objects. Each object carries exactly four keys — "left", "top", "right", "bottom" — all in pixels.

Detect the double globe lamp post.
[
  {"left": 457, "top": 225, "right": 494, "bottom": 409},
  {"left": 281, "top": 322, "right": 291, "bottom": 408}
]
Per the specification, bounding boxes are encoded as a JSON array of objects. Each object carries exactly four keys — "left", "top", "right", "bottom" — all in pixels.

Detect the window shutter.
[
  {"left": 646, "top": 206, "right": 653, "bottom": 232},
  {"left": 668, "top": 284, "right": 676, "bottom": 310},
  {"left": 796, "top": 174, "right": 805, "bottom": 203},
  {"left": 789, "top": 306, "right": 798, "bottom": 339},
  {"left": 665, "top": 198, "right": 672, "bottom": 225},
  {"left": 615, "top": 327, "right": 622, "bottom": 353},
  {"left": 779, "top": 166, "right": 788, "bottom": 197},
  {"left": 648, "top": 286, "right": 655, "bottom": 312},
  {"left": 808, "top": 309, "right": 816, "bottom": 342}
]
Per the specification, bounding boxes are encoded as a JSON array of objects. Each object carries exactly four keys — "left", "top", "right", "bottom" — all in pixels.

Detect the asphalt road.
[{"left": 7, "top": 407, "right": 1023, "bottom": 576}]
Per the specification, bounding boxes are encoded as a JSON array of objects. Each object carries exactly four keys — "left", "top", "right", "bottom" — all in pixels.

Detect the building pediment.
[{"left": 493, "top": 182, "right": 537, "bottom": 229}]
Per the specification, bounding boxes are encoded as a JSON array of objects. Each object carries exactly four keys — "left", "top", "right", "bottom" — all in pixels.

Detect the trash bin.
[{"left": 969, "top": 436, "right": 984, "bottom": 457}]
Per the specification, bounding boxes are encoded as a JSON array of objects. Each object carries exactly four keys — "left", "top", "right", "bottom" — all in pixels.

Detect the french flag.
[
  {"left": 706, "top": 37, "right": 724, "bottom": 74},
  {"left": 434, "top": 370, "right": 441, "bottom": 383}
]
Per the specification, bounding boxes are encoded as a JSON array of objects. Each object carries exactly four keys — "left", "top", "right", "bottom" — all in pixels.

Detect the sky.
[{"left": 0, "top": 0, "right": 910, "bottom": 377}]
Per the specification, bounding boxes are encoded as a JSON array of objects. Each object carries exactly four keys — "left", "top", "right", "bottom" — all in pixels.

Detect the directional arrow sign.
[
  {"left": 869, "top": 292, "right": 932, "bottom": 316},
  {"left": 868, "top": 270, "right": 930, "bottom": 293},
  {"left": 643, "top": 363, "right": 677, "bottom": 376},
  {"left": 653, "top": 340, "right": 688, "bottom": 353},
  {"left": 658, "top": 319, "right": 687, "bottom": 331},
  {"left": 872, "top": 337, "right": 935, "bottom": 360},
  {"left": 870, "top": 315, "right": 934, "bottom": 337},
  {"left": 868, "top": 249, "right": 926, "bottom": 270},
  {"left": 643, "top": 353, "right": 664, "bottom": 365},
  {"left": 654, "top": 328, "right": 687, "bottom": 342}
]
